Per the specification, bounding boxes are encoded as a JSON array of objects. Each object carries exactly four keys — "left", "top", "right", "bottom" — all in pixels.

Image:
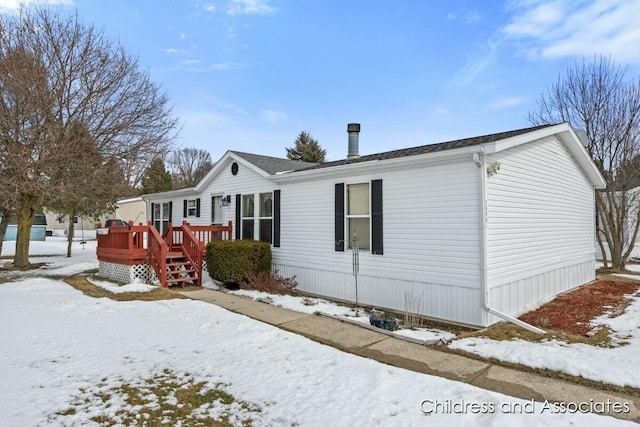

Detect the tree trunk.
[
  {"left": 66, "top": 212, "right": 76, "bottom": 258},
  {"left": 14, "top": 203, "right": 34, "bottom": 268},
  {"left": 0, "top": 210, "right": 11, "bottom": 257}
]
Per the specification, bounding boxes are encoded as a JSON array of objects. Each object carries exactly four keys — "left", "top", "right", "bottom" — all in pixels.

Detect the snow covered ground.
[
  {"left": 225, "top": 265, "right": 640, "bottom": 389},
  {"left": 450, "top": 268, "right": 640, "bottom": 389},
  {"left": 227, "top": 288, "right": 457, "bottom": 344},
  {"left": 0, "top": 238, "right": 636, "bottom": 425}
]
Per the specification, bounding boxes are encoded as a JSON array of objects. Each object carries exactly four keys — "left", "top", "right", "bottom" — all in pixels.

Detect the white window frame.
[
  {"left": 346, "top": 182, "right": 370, "bottom": 250},
  {"left": 241, "top": 194, "right": 255, "bottom": 239},
  {"left": 187, "top": 199, "right": 197, "bottom": 217},
  {"left": 259, "top": 192, "right": 273, "bottom": 244},
  {"left": 154, "top": 202, "right": 171, "bottom": 235}
]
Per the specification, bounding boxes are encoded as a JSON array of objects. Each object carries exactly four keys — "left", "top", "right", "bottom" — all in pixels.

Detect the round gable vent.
[{"left": 231, "top": 162, "right": 239, "bottom": 175}]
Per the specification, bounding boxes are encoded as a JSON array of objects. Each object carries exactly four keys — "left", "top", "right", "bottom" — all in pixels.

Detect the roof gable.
[{"left": 230, "top": 151, "right": 318, "bottom": 175}]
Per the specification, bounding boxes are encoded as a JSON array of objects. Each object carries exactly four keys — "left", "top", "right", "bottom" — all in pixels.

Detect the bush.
[
  {"left": 240, "top": 271, "right": 298, "bottom": 295},
  {"left": 206, "top": 240, "right": 271, "bottom": 285}
]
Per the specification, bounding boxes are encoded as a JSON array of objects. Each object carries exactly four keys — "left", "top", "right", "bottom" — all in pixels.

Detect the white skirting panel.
[
  {"left": 273, "top": 263, "right": 484, "bottom": 326},
  {"left": 98, "top": 261, "right": 158, "bottom": 285},
  {"left": 486, "top": 259, "right": 595, "bottom": 326}
]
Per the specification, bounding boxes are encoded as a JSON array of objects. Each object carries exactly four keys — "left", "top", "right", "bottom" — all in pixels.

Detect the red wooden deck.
[{"left": 96, "top": 220, "right": 232, "bottom": 287}]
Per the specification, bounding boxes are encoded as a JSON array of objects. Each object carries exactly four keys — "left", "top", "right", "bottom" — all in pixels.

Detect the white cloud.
[
  {"left": 259, "top": 109, "right": 287, "bottom": 124},
  {"left": 503, "top": 0, "right": 640, "bottom": 63},
  {"left": 489, "top": 96, "right": 526, "bottom": 109},
  {"left": 463, "top": 11, "right": 481, "bottom": 23},
  {"left": 162, "top": 48, "right": 191, "bottom": 55},
  {"left": 449, "top": 39, "right": 499, "bottom": 90},
  {"left": 446, "top": 10, "right": 481, "bottom": 23},
  {"left": 204, "top": 3, "right": 216, "bottom": 12},
  {"left": 179, "top": 33, "right": 188, "bottom": 40},
  {"left": 0, "top": 0, "right": 73, "bottom": 12},
  {"left": 227, "top": 0, "right": 275, "bottom": 15}
]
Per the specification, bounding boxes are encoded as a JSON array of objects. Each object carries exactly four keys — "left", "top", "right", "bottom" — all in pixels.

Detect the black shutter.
[
  {"left": 273, "top": 190, "right": 281, "bottom": 247},
  {"left": 183, "top": 200, "right": 187, "bottom": 218},
  {"left": 196, "top": 198, "right": 201, "bottom": 218},
  {"left": 371, "top": 179, "right": 383, "bottom": 255},
  {"left": 168, "top": 202, "right": 173, "bottom": 225},
  {"left": 335, "top": 183, "right": 344, "bottom": 251},
  {"left": 150, "top": 203, "right": 155, "bottom": 223},
  {"left": 235, "top": 194, "right": 241, "bottom": 240}
]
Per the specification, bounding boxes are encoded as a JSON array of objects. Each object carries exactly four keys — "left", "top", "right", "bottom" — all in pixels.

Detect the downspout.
[{"left": 472, "top": 151, "right": 545, "bottom": 335}]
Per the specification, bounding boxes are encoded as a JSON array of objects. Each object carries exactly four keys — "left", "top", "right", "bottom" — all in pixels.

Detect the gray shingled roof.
[
  {"left": 231, "top": 151, "right": 319, "bottom": 175},
  {"left": 301, "top": 124, "right": 555, "bottom": 171},
  {"left": 231, "top": 124, "right": 555, "bottom": 175}
]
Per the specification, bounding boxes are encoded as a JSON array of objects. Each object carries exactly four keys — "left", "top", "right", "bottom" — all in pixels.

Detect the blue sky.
[{"left": 3, "top": 0, "right": 640, "bottom": 161}]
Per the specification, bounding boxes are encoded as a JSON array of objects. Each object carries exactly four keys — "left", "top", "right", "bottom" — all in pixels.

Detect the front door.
[
  {"left": 212, "top": 195, "right": 223, "bottom": 225},
  {"left": 153, "top": 202, "right": 171, "bottom": 235}
]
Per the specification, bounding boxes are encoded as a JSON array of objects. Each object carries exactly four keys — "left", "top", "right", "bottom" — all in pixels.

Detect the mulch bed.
[{"left": 518, "top": 280, "right": 640, "bottom": 336}]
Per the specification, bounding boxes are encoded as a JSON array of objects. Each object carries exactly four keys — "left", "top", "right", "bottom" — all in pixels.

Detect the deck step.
[{"left": 161, "top": 249, "right": 202, "bottom": 288}]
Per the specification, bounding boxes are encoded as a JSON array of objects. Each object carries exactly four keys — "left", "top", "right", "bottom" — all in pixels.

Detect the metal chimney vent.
[{"left": 347, "top": 123, "right": 360, "bottom": 160}]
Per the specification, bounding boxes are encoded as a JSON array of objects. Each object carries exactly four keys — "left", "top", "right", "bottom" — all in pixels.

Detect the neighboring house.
[
  {"left": 104, "top": 197, "right": 147, "bottom": 225},
  {"left": 44, "top": 198, "right": 148, "bottom": 240},
  {"left": 143, "top": 123, "right": 605, "bottom": 328},
  {"left": 44, "top": 211, "right": 97, "bottom": 238},
  {"left": 2, "top": 213, "right": 47, "bottom": 241}
]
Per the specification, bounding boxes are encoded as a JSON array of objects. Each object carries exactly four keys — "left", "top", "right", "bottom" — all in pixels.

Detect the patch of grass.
[
  {"left": 52, "top": 371, "right": 262, "bottom": 426},
  {"left": 54, "top": 407, "right": 76, "bottom": 416},
  {"left": 0, "top": 261, "right": 48, "bottom": 271},
  {"left": 456, "top": 322, "right": 614, "bottom": 347},
  {"left": 64, "top": 275, "right": 185, "bottom": 302}
]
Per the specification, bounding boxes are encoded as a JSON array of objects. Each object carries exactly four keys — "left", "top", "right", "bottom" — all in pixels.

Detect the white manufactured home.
[{"left": 143, "top": 123, "right": 605, "bottom": 327}]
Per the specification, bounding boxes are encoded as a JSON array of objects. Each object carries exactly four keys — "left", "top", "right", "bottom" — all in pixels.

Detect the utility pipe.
[{"left": 472, "top": 151, "right": 545, "bottom": 335}]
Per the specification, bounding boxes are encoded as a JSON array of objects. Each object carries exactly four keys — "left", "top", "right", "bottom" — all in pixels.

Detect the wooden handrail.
[
  {"left": 181, "top": 222, "right": 203, "bottom": 286},
  {"left": 187, "top": 221, "right": 233, "bottom": 246},
  {"left": 148, "top": 222, "right": 167, "bottom": 287},
  {"left": 97, "top": 221, "right": 233, "bottom": 288}
]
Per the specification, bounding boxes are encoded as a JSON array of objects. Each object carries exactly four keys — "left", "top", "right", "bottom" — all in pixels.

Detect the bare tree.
[
  {"left": 0, "top": 7, "right": 179, "bottom": 267},
  {"left": 529, "top": 56, "right": 640, "bottom": 270},
  {"left": 168, "top": 148, "right": 213, "bottom": 189}
]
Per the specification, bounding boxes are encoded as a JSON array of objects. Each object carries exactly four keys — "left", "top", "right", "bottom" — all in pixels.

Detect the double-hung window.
[
  {"left": 259, "top": 192, "right": 273, "bottom": 243},
  {"left": 241, "top": 194, "right": 254, "bottom": 239},
  {"left": 335, "top": 180, "right": 383, "bottom": 254},
  {"left": 187, "top": 199, "right": 197, "bottom": 217},
  {"left": 346, "top": 183, "right": 370, "bottom": 250}
]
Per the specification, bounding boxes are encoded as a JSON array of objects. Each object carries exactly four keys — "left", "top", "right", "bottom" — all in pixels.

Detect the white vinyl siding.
[
  {"left": 147, "top": 158, "right": 276, "bottom": 238},
  {"left": 485, "top": 135, "right": 596, "bottom": 321},
  {"left": 273, "top": 160, "right": 483, "bottom": 326}
]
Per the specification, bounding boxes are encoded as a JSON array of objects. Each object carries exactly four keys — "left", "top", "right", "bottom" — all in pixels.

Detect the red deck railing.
[
  {"left": 181, "top": 222, "right": 203, "bottom": 286},
  {"left": 96, "top": 220, "right": 233, "bottom": 287},
  {"left": 96, "top": 221, "right": 148, "bottom": 264},
  {"left": 148, "top": 224, "right": 167, "bottom": 286}
]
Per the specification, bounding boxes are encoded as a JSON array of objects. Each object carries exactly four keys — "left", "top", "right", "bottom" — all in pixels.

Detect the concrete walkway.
[{"left": 175, "top": 287, "right": 640, "bottom": 423}]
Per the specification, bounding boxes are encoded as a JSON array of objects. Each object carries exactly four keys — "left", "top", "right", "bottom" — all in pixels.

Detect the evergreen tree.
[
  {"left": 286, "top": 131, "right": 326, "bottom": 163},
  {"left": 141, "top": 158, "right": 173, "bottom": 194}
]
